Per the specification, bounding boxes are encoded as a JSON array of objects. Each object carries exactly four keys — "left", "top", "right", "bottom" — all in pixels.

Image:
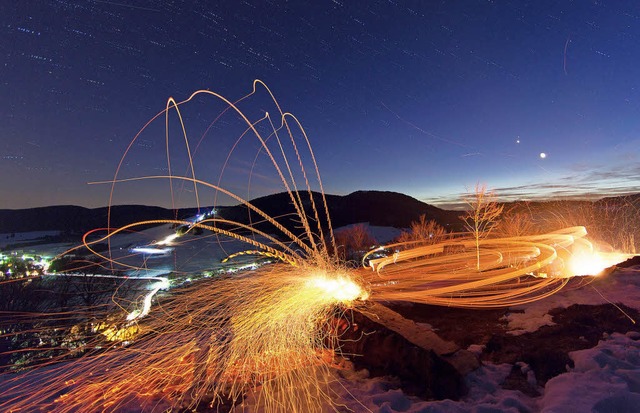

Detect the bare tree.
[
  {"left": 334, "top": 224, "right": 376, "bottom": 262},
  {"left": 461, "top": 183, "right": 504, "bottom": 270},
  {"left": 396, "top": 214, "right": 449, "bottom": 247},
  {"left": 494, "top": 204, "right": 538, "bottom": 238}
]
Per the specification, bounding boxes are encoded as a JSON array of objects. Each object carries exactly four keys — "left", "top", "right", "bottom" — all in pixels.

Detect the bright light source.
[
  {"left": 306, "top": 274, "right": 368, "bottom": 302},
  {"left": 567, "top": 248, "right": 630, "bottom": 276},
  {"left": 156, "top": 233, "right": 179, "bottom": 246},
  {"left": 131, "top": 247, "right": 173, "bottom": 255}
]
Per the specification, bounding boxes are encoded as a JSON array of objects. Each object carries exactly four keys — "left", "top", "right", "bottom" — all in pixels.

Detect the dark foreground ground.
[{"left": 334, "top": 258, "right": 640, "bottom": 409}]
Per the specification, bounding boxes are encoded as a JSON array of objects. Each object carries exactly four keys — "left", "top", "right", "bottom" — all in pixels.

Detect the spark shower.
[{"left": 0, "top": 81, "right": 632, "bottom": 412}]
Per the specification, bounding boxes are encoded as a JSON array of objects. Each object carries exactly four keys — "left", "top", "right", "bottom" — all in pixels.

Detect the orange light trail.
[
  {"left": 1, "top": 81, "right": 635, "bottom": 412},
  {"left": 362, "top": 226, "right": 633, "bottom": 308}
]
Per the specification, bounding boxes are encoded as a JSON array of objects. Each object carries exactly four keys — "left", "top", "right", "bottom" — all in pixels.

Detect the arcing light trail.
[
  {"left": 43, "top": 272, "right": 169, "bottom": 323},
  {"left": 363, "top": 226, "right": 633, "bottom": 308},
  {"left": 0, "top": 81, "right": 635, "bottom": 412}
]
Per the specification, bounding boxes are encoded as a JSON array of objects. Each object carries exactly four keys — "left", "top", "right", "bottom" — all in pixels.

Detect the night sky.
[{"left": 2, "top": 1, "right": 640, "bottom": 209}]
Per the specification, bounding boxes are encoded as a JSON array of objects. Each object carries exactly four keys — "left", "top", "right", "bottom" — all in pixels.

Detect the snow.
[
  {"left": 467, "top": 344, "right": 486, "bottom": 357},
  {"left": 541, "top": 332, "right": 640, "bottom": 413},
  {"left": 331, "top": 266, "right": 640, "bottom": 413},
  {"left": 336, "top": 330, "right": 640, "bottom": 412},
  {"left": 505, "top": 266, "right": 640, "bottom": 335},
  {"left": 80, "top": 223, "right": 276, "bottom": 277},
  {"left": 2, "top": 226, "right": 640, "bottom": 412},
  {"left": 335, "top": 363, "right": 538, "bottom": 413},
  {"left": 0, "top": 230, "right": 61, "bottom": 249}
]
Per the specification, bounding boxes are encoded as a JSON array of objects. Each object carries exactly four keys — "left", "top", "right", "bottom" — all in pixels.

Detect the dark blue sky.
[{"left": 2, "top": 0, "right": 640, "bottom": 209}]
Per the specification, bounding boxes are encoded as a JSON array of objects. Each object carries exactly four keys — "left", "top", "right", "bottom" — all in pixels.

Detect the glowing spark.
[
  {"left": 567, "top": 242, "right": 632, "bottom": 276},
  {"left": 307, "top": 273, "right": 369, "bottom": 302},
  {"left": 1, "top": 81, "right": 635, "bottom": 413},
  {"left": 569, "top": 250, "right": 607, "bottom": 276}
]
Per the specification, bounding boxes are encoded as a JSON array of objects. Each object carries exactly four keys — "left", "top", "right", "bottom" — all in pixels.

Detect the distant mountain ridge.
[
  {"left": 0, "top": 205, "right": 199, "bottom": 234},
  {"left": 220, "top": 190, "right": 463, "bottom": 237},
  {"left": 1, "top": 191, "right": 637, "bottom": 235},
  {"left": 0, "top": 191, "right": 460, "bottom": 234}
]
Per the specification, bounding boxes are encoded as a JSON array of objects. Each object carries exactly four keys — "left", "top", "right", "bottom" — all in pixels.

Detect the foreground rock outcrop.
[{"left": 339, "top": 303, "right": 467, "bottom": 400}]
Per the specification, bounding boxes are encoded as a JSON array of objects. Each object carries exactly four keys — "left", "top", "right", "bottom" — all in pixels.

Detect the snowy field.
[
  {"left": 1, "top": 224, "right": 276, "bottom": 278},
  {"left": 0, "top": 230, "right": 62, "bottom": 249}
]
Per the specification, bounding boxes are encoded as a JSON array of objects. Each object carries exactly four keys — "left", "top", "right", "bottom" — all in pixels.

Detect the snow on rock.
[
  {"left": 340, "top": 332, "right": 640, "bottom": 412},
  {"left": 336, "top": 363, "right": 538, "bottom": 413},
  {"left": 467, "top": 344, "right": 486, "bottom": 357},
  {"left": 2, "top": 236, "right": 638, "bottom": 412},
  {"left": 541, "top": 332, "right": 640, "bottom": 413},
  {"left": 335, "top": 267, "right": 640, "bottom": 412},
  {"left": 504, "top": 311, "right": 555, "bottom": 336},
  {"left": 505, "top": 267, "right": 640, "bottom": 335}
]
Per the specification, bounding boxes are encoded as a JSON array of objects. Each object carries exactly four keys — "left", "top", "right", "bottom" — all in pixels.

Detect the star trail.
[{"left": 1, "top": 0, "right": 639, "bottom": 209}]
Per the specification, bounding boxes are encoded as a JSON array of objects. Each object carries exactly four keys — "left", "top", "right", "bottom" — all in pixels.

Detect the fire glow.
[
  {"left": 567, "top": 244, "right": 630, "bottom": 277},
  {"left": 306, "top": 272, "right": 369, "bottom": 302},
  {"left": 1, "top": 82, "right": 635, "bottom": 413}
]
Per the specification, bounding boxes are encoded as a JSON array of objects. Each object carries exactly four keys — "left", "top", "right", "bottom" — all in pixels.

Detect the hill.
[
  {"left": 0, "top": 205, "right": 199, "bottom": 234},
  {"left": 0, "top": 191, "right": 461, "bottom": 235},
  {"left": 3, "top": 191, "right": 637, "bottom": 236},
  {"left": 220, "top": 190, "right": 462, "bottom": 235}
]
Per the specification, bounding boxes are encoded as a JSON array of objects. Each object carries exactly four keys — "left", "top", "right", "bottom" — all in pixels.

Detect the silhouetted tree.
[
  {"left": 396, "top": 214, "right": 449, "bottom": 247},
  {"left": 334, "top": 224, "right": 376, "bottom": 262},
  {"left": 461, "top": 184, "right": 504, "bottom": 270},
  {"left": 495, "top": 204, "right": 538, "bottom": 238}
]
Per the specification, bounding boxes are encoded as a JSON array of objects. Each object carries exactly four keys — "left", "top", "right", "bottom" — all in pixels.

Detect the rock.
[
  {"left": 444, "top": 349, "right": 481, "bottom": 376},
  {"left": 502, "top": 364, "right": 541, "bottom": 397},
  {"left": 338, "top": 304, "right": 465, "bottom": 401},
  {"left": 616, "top": 255, "right": 640, "bottom": 268},
  {"left": 627, "top": 331, "right": 640, "bottom": 340},
  {"left": 485, "top": 303, "right": 640, "bottom": 385},
  {"left": 362, "top": 302, "right": 459, "bottom": 355}
]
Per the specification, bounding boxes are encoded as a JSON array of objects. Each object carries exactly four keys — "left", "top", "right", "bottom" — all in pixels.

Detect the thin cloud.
[{"left": 422, "top": 163, "right": 640, "bottom": 210}]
